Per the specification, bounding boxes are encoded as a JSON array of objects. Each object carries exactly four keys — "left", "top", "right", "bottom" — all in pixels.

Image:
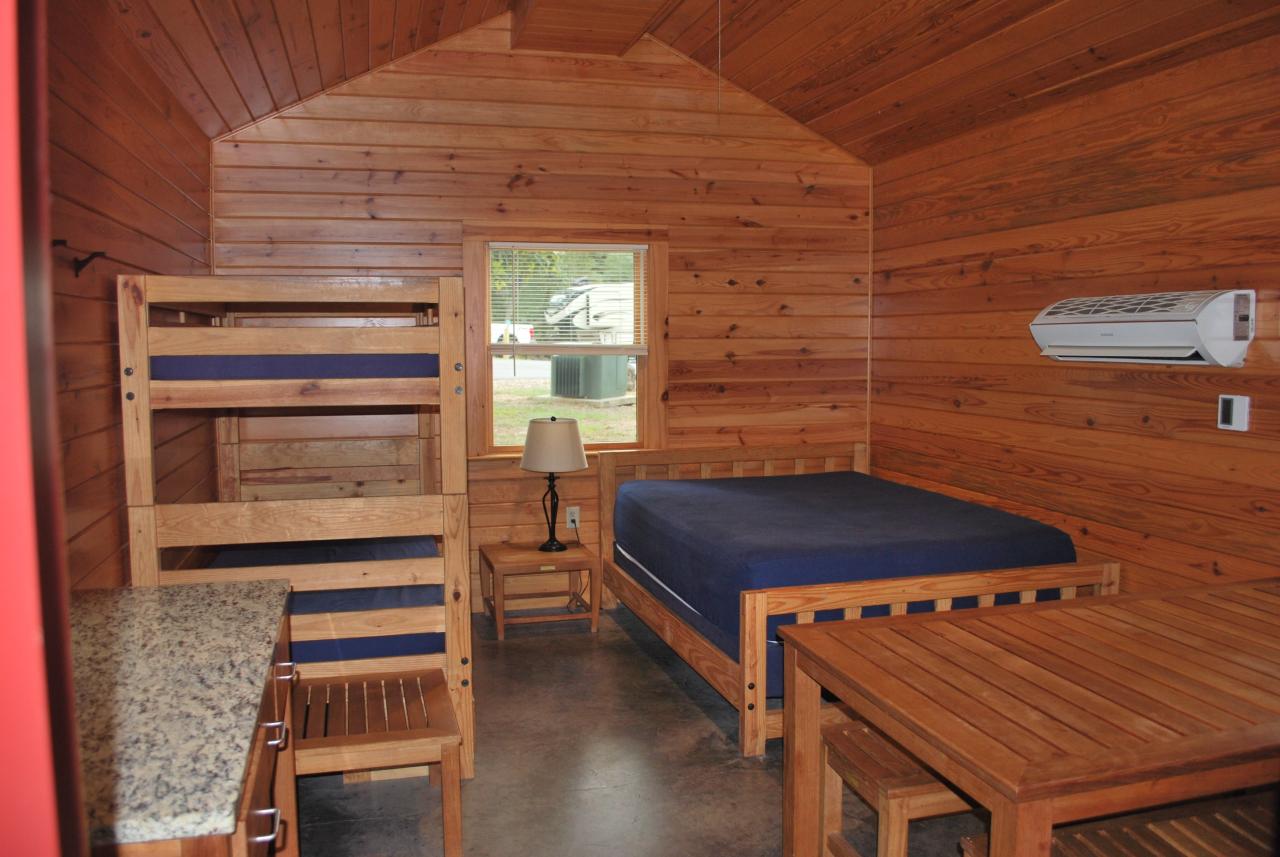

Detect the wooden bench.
[
  {"left": 960, "top": 791, "right": 1277, "bottom": 856},
  {"left": 821, "top": 719, "right": 970, "bottom": 857},
  {"left": 293, "top": 669, "right": 463, "bottom": 857}
]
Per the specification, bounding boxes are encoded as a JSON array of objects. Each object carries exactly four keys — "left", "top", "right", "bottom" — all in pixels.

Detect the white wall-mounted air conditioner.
[{"left": 1029, "top": 290, "right": 1256, "bottom": 367}]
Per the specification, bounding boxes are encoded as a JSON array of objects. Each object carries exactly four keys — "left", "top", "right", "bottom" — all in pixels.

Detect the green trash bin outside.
[{"left": 550, "top": 355, "right": 628, "bottom": 399}]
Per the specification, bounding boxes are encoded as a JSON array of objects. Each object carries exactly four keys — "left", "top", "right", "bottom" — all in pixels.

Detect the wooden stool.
[
  {"left": 479, "top": 541, "right": 601, "bottom": 640},
  {"left": 820, "top": 719, "right": 970, "bottom": 857},
  {"left": 293, "top": 669, "right": 463, "bottom": 857},
  {"left": 960, "top": 790, "right": 1276, "bottom": 856}
]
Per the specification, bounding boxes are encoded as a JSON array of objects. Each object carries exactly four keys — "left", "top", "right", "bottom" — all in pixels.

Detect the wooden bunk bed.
[
  {"left": 599, "top": 443, "right": 1122, "bottom": 758},
  {"left": 118, "top": 274, "right": 471, "bottom": 854}
]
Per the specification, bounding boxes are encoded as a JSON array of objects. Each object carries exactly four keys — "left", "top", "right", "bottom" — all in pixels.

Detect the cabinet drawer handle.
[
  {"left": 250, "top": 808, "right": 281, "bottom": 844},
  {"left": 275, "top": 661, "right": 297, "bottom": 683},
  {"left": 262, "top": 720, "right": 288, "bottom": 750}
]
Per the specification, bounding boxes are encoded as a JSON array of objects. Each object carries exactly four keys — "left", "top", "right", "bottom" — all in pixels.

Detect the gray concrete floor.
[{"left": 296, "top": 608, "right": 985, "bottom": 856}]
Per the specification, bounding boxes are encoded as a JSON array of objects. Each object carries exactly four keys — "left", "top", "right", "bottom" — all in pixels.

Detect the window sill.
[{"left": 468, "top": 447, "right": 654, "bottom": 463}]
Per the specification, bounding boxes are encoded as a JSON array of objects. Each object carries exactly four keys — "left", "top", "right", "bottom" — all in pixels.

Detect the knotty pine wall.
[
  {"left": 871, "top": 34, "right": 1280, "bottom": 594},
  {"left": 211, "top": 15, "right": 871, "bottom": 605},
  {"left": 49, "top": 0, "right": 215, "bottom": 589}
]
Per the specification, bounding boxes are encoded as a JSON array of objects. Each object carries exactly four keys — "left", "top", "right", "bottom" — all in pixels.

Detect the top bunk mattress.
[
  {"left": 613, "top": 471, "right": 1076, "bottom": 645},
  {"left": 150, "top": 353, "right": 440, "bottom": 380}
]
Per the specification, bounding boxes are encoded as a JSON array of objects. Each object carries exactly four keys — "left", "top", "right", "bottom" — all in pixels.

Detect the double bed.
[{"left": 599, "top": 443, "right": 1121, "bottom": 756}]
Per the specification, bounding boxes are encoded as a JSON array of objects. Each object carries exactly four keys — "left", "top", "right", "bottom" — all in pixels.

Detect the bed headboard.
[{"left": 597, "top": 442, "right": 869, "bottom": 560}]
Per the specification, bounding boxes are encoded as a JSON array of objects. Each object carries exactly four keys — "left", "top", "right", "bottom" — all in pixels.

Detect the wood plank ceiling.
[
  {"left": 510, "top": 0, "right": 671, "bottom": 54},
  {"left": 104, "top": 0, "right": 511, "bottom": 138},
  {"left": 112, "top": 0, "right": 1280, "bottom": 159},
  {"left": 648, "top": 0, "right": 1280, "bottom": 163}
]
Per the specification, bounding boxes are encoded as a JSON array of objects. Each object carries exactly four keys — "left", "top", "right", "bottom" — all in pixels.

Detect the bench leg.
[
  {"left": 876, "top": 791, "right": 908, "bottom": 857},
  {"left": 494, "top": 570, "right": 506, "bottom": 641},
  {"left": 820, "top": 744, "right": 844, "bottom": 857},
  {"left": 440, "top": 744, "right": 463, "bottom": 857}
]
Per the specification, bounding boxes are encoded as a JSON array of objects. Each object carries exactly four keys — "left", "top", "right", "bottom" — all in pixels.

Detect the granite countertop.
[{"left": 71, "top": 580, "right": 290, "bottom": 846}]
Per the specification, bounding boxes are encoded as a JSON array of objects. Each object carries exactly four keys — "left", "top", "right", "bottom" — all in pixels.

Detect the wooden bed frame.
[
  {"left": 118, "top": 274, "right": 474, "bottom": 777},
  {"left": 598, "top": 443, "right": 1122, "bottom": 757}
]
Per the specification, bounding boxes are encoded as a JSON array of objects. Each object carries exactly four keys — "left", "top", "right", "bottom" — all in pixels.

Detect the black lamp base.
[{"left": 538, "top": 471, "right": 568, "bottom": 552}]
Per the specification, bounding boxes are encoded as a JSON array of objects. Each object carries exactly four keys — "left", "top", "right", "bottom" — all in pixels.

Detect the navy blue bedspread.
[
  {"left": 151, "top": 353, "right": 439, "bottom": 380},
  {"left": 209, "top": 535, "right": 443, "bottom": 664},
  {"left": 613, "top": 471, "right": 1075, "bottom": 696}
]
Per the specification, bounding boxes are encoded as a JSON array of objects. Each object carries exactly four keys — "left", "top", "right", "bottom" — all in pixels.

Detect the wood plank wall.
[
  {"left": 211, "top": 14, "right": 871, "bottom": 606},
  {"left": 49, "top": 0, "right": 215, "bottom": 589},
  {"left": 871, "top": 34, "right": 1280, "bottom": 594}
]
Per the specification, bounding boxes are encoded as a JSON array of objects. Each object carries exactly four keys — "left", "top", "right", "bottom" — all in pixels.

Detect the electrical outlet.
[{"left": 566, "top": 506, "right": 581, "bottom": 529}]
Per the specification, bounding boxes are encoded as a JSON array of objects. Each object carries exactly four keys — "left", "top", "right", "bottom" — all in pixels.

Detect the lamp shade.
[{"left": 520, "top": 418, "right": 588, "bottom": 474}]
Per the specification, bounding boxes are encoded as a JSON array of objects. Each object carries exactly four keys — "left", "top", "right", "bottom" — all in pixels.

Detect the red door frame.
[{"left": 1, "top": 0, "right": 83, "bottom": 852}]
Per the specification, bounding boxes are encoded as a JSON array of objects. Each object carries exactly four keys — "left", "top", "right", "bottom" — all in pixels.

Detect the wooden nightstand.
[{"left": 479, "top": 541, "right": 601, "bottom": 640}]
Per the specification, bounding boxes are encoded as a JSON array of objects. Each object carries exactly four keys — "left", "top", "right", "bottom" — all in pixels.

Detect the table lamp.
[{"left": 521, "top": 416, "right": 588, "bottom": 552}]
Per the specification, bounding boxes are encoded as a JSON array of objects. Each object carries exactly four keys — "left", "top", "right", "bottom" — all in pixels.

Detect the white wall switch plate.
[
  {"left": 1218, "top": 394, "right": 1250, "bottom": 431},
  {"left": 566, "top": 506, "right": 581, "bottom": 529}
]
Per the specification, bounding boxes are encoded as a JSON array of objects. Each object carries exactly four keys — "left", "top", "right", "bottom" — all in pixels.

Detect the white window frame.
[{"left": 464, "top": 234, "right": 667, "bottom": 456}]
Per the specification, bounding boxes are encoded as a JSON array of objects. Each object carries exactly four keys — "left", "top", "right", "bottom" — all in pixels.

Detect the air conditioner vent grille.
[{"left": 1042, "top": 291, "right": 1213, "bottom": 319}]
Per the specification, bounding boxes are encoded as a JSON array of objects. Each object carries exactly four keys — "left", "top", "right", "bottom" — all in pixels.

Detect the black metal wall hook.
[
  {"left": 50, "top": 240, "right": 107, "bottom": 277},
  {"left": 73, "top": 251, "right": 107, "bottom": 277},
  {"left": 51, "top": 240, "right": 108, "bottom": 277}
]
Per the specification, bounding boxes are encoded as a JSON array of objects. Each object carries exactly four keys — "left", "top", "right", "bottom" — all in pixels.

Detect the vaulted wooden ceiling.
[
  {"left": 102, "top": 0, "right": 511, "bottom": 138},
  {"left": 650, "top": 0, "right": 1280, "bottom": 163},
  {"left": 511, "top": 0, "right": 671, "bottom": 54},
  {"left": 107, "top": 0, "right": 1280, "bottom": 163}
]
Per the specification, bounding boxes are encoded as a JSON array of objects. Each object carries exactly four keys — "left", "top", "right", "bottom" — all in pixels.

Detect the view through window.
[{"left": 488, "top": 243, "right": 648, "bottom": 447}]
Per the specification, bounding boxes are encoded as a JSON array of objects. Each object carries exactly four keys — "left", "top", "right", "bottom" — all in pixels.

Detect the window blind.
[{"left": 488, "top": 243, "right": 648, "bottom": 357}]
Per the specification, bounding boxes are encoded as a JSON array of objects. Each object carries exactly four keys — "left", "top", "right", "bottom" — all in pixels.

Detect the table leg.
[
  {"left": 494, "top": 569, "right": 506, "bottom": 641},
  {"left": 989, "top": 798, "right": 1053, "bottom": 857},
  {"left": 589, "top": 565, "right": 601, "bottom": 633},
  {"left": 480, "top": 555, "right": 493, "bottom": 619},
  {"left": 783, "top": 646, "right": 823, "bottom": 857}
]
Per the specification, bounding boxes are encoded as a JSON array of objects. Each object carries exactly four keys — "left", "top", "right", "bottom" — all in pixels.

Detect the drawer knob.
[
  {"left": 250, "top": 808, "right": 281, "bottom": 844},
  {"left": 262, "top": 720, "right": 289, "bottom": 750}
]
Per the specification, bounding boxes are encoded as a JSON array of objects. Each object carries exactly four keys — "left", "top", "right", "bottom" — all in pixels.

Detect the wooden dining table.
[{"left": 780, "top": 577, "right": 1280, "bottom": 857}]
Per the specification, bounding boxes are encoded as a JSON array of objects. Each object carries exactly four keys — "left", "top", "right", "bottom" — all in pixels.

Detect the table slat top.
[{"left": 780, "top": 579, "right": 1280, "bottom": 801}]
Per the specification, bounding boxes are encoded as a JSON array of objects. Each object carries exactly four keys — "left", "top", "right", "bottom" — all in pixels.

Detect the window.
[{"left": 487, "top": 242, "right": 650, "bottom": 448}]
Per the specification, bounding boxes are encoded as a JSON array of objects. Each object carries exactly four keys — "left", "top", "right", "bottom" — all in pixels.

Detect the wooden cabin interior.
[{"left": 3, "top": 0, "right": 1278, "bottom": 854}]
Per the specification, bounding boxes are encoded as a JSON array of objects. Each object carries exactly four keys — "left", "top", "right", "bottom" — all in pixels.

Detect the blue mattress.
[
  {"left": 209, "top": 535, "right": 443, "bottom": 664},
  {"left": 150, "top": 353, "right": 439, "bottom": 380},
  {"left": 613, "top": 471, "right": 1076, "bottom": 696}
]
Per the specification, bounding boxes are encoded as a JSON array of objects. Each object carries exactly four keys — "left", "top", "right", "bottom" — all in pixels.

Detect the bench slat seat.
[
  {"left": 821, "top": 719, "right": 971, "bottom": 857},
  {"left": 293, "top": 669, "right": 462, "bottom": 856},
  {"left": 960, "top": 791, "right": 1277, "bottom": 857}
]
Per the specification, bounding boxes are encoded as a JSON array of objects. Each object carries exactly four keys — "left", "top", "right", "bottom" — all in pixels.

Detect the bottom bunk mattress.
[
  {"left": 612, "top": 471, "right": 1076, "bottom": 696},
  {"left": 209, "top": 535, "right": 441, "bottom": 664}
]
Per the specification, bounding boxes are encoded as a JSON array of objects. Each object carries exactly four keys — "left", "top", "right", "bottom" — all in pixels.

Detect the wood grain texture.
[
  {"left": 871, "top": 34, "right": 1280, "bottom": 593},
  {"left": 49, "top": 0, "right": 215, "bottom": 589},
  {"left": 501, "top": 0, "right": 1280, "bottom": 163},
  {"left": 212, "top": 13, "right": 870, "bottom": 569},
  {"left": 82, "top": 0, "right": 1280, "bottom": 164},
  {"left": 512, "top": 0, "right": 672, "bottom": 55},
  {"left": 101, "top": 0, "right": 512, "bottom": 138},
  {"left": 782, "top": 579, "right": 1280, "bottom": 856}
]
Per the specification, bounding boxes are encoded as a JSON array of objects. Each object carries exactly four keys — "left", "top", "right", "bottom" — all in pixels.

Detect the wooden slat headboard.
[{"left": 597, "top": 442, "right": 869, "bottom": 562}]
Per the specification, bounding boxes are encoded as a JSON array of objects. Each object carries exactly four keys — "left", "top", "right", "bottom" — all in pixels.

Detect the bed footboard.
[{"left": 739, "top": 560, "right": 1121, "bottom": 755}]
